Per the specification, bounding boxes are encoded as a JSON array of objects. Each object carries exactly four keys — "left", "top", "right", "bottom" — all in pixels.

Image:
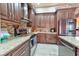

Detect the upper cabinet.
[
  {"left": 8, "top": 3, "right": 15, "bottom": 21},
  {"left": 0, "top": 3, "right": 8, "bottom": 20},
  {"left": 57, "top": 7, "right": 76, "bottom": 21},
  {"left": 0, "top": 3, "right": 22, "bottom": 23},
  {"left": 14, "top": 3, "right": 22, "bottom": 22}
]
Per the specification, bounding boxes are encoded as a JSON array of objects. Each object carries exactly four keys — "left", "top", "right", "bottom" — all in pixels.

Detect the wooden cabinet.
[
  {"left": 37, "top": 33, "right": 57, "bottom": 44},
  {"left": 8, "top": 3, "right": 15, "bottom": 21},
  {"left": 34, "top": 13, "right": 56, "bottom": 29},
  {"left": 0, "top": 4, "right": 1, "bottom": 15},
  {"left": 0, "top": 3, "right": 22, "bottom": 23},
  {"left": 77, "top": 48, "right": 79, "bottom": 56},
  {"left": 57, "top": 8, "right": 76, "bottom": 21},
  {"left": 5, "top": 40, "right": 30, "bottom": 56},
  {"left": 37, "top": 33, "right": 46, "bottom": 43},
  {"left": 14, "top": 3, "right": 21, "bottom": 22},
  {"left": 46, "top": 34, "right": 57, "bottom": 44},
  {"left": 0, "top": 3, "right": 8, "bottom": 20}
]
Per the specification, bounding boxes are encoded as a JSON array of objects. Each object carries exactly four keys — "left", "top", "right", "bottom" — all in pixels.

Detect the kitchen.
[{"left": 0, "top": 3, "right": 79, "bottom": 56}]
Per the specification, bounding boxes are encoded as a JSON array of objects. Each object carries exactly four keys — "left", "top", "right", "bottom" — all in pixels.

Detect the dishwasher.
[
  {"left": 30, "top": 34, "right": 37, "bottom": 56},
  {"left": 58, "top": 39, "right": 75, "bottom": 56}
]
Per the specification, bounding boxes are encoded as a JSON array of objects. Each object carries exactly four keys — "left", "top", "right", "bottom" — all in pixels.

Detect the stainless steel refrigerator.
[{"left": 58, "top": 19, "right": 76, "bottom": 36}]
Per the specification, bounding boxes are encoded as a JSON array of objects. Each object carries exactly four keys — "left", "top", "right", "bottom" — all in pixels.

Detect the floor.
[
  {"left": 33, "top": 44, "right": 59, "bottom": 56},
  {"left": 32, "top": 43, "right": 75, "bottom": 56}
]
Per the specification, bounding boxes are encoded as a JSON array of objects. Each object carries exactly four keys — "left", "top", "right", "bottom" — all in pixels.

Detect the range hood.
[{"left": 21, "top": 3, "right": 32, "bottom": 23}]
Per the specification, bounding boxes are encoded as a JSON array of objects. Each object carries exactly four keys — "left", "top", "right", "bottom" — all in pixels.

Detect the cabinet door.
[
  {"left": 14, "top": 3, "right": 22, "bottom": 22},
  {"left": 18, "top": 4, "right": 22, "bottom": 22},
  {"left": 35, "top": 15, "right": 41, "bottom": 28},
  {"left": 8, "top": 3, "right": 15, "bottom": 21},
  {"left": 0, "top": 4, "right": 1, "bottom": 15},
  {"left": 1, "top": 3, "right": 8, "bottom": 20},
  {"left": 14, "top": 3, "right": 19, "bottom": 22},
  {"left": 11, "top": 3, "right": 15, "bottom": 21},
  {"left": 46, "top": 34, "right": 57, "bottom": 44},
  {"left": 50, "top": 15, "right": 55, "bottom": 28},
  {"left": 37, "top": 33, "right": 46, "bottom": 43}
]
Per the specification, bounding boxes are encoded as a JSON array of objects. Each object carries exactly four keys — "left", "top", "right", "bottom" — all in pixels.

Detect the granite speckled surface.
[
  {"left": 0, "top": 32, "right": 57, "bottom": 56},
  {"left": 59, "top": 36, "right": 79, "bottom": 48},
  {"left": 0, "top": 35, "right": 32, "bottom": 56}
]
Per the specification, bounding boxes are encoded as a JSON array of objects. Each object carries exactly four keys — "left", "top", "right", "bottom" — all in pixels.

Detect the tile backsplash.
[{"left": 1, "top": 20, "right": 14, "bottom": 36}]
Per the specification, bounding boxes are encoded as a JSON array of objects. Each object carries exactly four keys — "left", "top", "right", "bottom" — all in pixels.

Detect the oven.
[{"left": 59, "top": 39, "right": 75, "bottom": 56}]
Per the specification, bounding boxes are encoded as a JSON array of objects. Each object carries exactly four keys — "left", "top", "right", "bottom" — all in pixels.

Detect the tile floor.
[{"left": 33, "top": 44, "right": 59, "bottom": 56}]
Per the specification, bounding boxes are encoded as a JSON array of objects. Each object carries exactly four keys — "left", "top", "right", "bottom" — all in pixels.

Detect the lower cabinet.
[
  {"left": 5, "top": 40, "right": 30, "bottom": 56},
  {"left": 46, "top": 34, "right": 57, "bottom": 44},
  {"left": 37, "top": 33, "right": 46, "bottom": 43},
  {"left": 77, "top": 48, "right": 79, "bottom": 56},
  {"left": 37, "top": 33, "right": 57, "bottom": 44}
]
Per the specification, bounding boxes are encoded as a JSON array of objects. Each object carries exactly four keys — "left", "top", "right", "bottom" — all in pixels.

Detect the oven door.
[{"left": 59, "top": 39, "right": 75, "bottom": 56}]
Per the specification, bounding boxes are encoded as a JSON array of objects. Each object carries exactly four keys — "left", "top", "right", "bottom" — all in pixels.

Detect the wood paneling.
[
  {"left": 37, "top": 33, "right": 46, "bottom": 43},
  {"left": 77, "top": 48, "right": 79, "bottom": 56},
  {"left": 46, "top": 33, "right": 57, "bottom": 43},
  {"left": 37, "top": 33, "right": 57, "bottom": 44},
  {"left": 35, "top": 13, "right": 56, "bottom": 29},
  {"left": 57, "top": 8, "right": 76, "bottom": 21},
  {"left": 57, "top": 7, "right": 76, "bottom": 34},
  {"left": 1, "top": 3, "right": 8, "bottom": 20},
  {"left": 0, "top": 3, "right": 24, "bottom": 36},
  {"left": 75, "top": 8, "right": 79, "bottom": 17},
  {"left": 0, "top": 3, "right": 22, "bottom": 23}
]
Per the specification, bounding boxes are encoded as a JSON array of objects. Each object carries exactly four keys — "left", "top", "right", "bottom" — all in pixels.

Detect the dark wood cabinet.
[
  {"left": 0, "top": 3, "right": 22, "bottom": 23},
  {"left": 14, "top": 3, "right": 21, "bottom": 22},
  {"left": 33, "top": 13, "right": 56, "bottom": 31},
  {"left": 8, "top": 3, "right": 15, "bottom": 21},
  {"left": 1, "top": 3, "right": 8, "bottom": 20},
  {"left": 46, "top": 33, "right": 57, "bottom": 44},
  {"left": 37, "top": 33, "right": 46, "bottom": 43},
  {"left": 57, "top": 8, "right": 76, "bottom": 21},
  {"left": 37, "top": 33, "right": 57, "bottom": 44},
  {"left": 0, "top": 4, "right": 1, "bottom": 15}
]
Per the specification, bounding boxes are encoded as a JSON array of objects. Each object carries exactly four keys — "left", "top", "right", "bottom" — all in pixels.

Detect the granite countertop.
[
  {"left": 0, "top": 32, "right": 56, "bottom": 56},
  {"left": 59, "top": 36, "right": 79, "bottom": 48},
  {"left": 0, "top": 33, "right": 35, "bottom": 56},
  {"left": 33, "top": 31, "right": 57, "bottom": 34}
]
